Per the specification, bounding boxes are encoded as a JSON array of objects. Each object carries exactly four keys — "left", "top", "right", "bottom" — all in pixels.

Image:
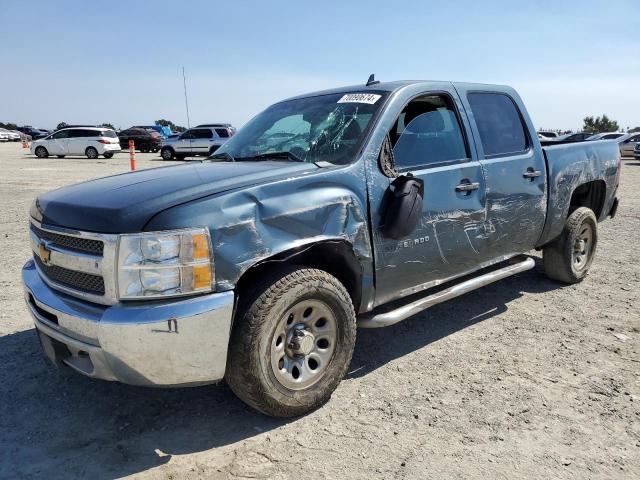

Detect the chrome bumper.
[{"left": 22, "top": 259, "right": 235, "bottom": 387}]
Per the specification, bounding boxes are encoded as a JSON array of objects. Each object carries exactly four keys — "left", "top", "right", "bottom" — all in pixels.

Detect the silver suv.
[{"left": 160, "top": 126, "right": 233, "bottom": 160}]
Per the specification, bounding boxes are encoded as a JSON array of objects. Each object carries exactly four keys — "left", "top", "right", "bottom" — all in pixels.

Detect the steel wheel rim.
[
  {"left": 572, "top": 223, "right": 593, "bottom": 271},
  {"left": 270, "top": 299, "right": 337, "bottom": 390}
]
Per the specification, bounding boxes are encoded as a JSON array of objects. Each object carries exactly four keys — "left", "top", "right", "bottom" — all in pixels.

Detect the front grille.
[
  {"left": 31, "top": 224, "right": 104, "bottom": 255},
  {"left": 34, "top": 255, "right": 105, "bottom": 295}
]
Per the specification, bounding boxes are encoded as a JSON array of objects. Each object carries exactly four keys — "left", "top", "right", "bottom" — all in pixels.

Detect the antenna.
[
  {"left": 182, "top": 66, "right": 191, "bottom": 129},
  {"left": 366, "top": 74, "right": 379, "bottom": 86}
]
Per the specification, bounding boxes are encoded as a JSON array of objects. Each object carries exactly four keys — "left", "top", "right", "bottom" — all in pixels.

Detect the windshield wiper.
[
  {"left": 208, "top": 152, "right": 235, "bottom": 162},
  {"left": 247, "top": 151, "right": 305, "bottom": 162}
]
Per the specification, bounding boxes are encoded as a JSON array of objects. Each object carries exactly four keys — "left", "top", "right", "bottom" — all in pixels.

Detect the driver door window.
[{"left": 391, "top": 95, "right": 469, "bottom": 171}]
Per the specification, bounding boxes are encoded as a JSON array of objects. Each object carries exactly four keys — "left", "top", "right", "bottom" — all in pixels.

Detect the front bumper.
[{"left": 22, "top": 259, "right": 235, "bottom": 387}]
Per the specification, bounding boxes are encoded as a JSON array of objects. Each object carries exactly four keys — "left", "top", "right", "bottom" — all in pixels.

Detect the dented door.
[
  {"left": 457, "top": 88, "right": 547, "bottom": 259},
  {"left": 368, "top": 86, "right": 489, "bottom": 307}
]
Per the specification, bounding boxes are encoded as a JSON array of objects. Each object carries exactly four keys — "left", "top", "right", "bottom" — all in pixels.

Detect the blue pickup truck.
[{"left": 23, "top": 79, "right": 620, "bottom": 417}]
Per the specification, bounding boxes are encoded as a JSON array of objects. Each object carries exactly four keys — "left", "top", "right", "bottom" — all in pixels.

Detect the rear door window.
[
  {"left": 214, "top": 128, "right": 229, "bottom": 138},
  {"left": 193, "top": 129, "right": 213, "bottom": 139},
  {"left": 467, "top": 93, "right": 529, "bottom": 157}
]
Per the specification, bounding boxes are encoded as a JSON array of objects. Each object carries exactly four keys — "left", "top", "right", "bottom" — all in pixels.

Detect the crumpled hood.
[{"left": 33, "top": 161, "right": 317, "bottom": 233}]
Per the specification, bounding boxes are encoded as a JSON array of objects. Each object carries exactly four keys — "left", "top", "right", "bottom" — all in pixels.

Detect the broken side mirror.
[{"left": 382, "top": 174, "right": 424, "bottom": 240}]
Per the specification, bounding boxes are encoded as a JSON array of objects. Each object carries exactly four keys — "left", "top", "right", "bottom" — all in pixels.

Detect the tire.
[
  {"left": 226, "top": 267, "right": 356, "bottom": 417},
  {"left": 35, "top": 146, "right": 48, "bottom": 158},
  {"left": 85, "top": 147, "right": 98, "bottom": 159},
  {"left": 543, "top": 207, "right": 598, "bottom": 284},
  {"left": 209, "top": 146, "right": 219, "bottom": 156},
  {"left": 56, "top": 155, "right": 65, "bottom": 158},
  {"left": 160, "top": 147, "right": 174, "bottom": 160},
  {"left": 103, "top": 152, "right": 113, "bottom": 159}
]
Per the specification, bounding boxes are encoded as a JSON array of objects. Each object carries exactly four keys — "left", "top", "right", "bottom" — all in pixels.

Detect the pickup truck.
[{"left": 22, "top": 79, "right": 620, "bottom": 417}]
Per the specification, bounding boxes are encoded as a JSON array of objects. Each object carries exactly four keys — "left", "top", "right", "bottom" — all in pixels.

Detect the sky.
[{"left": 1, "top": 0, "right": 639, "bottom": 132}]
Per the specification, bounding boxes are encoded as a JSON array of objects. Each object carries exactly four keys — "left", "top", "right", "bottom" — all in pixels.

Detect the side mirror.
[{"left": 381, "top": 174, "right": 424, "bottom": 240}]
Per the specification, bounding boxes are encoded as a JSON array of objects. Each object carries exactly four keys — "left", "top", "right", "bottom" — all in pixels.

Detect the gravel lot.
[{"left": 1, "top": 142, "right": 638, "bottom": 479}]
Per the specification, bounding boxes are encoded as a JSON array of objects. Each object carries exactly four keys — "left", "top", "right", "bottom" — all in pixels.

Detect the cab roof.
[{"left": 282, "top": 80, "right": 513, "bottom": 102}]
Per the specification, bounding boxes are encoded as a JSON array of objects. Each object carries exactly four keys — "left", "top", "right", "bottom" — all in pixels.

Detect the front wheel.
[
  {"left": 160, "top": 147, "right": 174, "bottom": 160},
  {"left": 35, "top": 146, "right": 48, "bottom": 158},
  {"left": 226, "top": 267, "right": 356, "bottom": 417},
  {"left": 543, "top": 207, "right": 598, "bottom": 284}
]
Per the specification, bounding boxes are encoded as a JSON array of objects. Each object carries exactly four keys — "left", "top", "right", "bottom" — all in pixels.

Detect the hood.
[{"left": 33, "top": 161, "right": 317, "bottom": 233}]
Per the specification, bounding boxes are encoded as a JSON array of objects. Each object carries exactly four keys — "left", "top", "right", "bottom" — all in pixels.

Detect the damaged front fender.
[{"left": 144, "top": 161, "right": 374, "bottom": 307}]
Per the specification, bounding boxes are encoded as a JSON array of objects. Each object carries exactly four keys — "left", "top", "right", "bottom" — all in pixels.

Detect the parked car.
[
  {"left": 30, "top": 127, "right": 121, "bottom": 159},
  {"left": 539, "top": 131, "right": 593, "bottom": 146},
  {"left": 12, "top": 130, "right": 31, "bottom": 141},
  {"left": 118, "top": 128, "right": 162, "bottom": 152},
  {"left": 617, "top": 132, "right": 640, "bottom": 157},
  {"left": 635, "top": 142, "right": 640, "bottom": 160},
  {"left": 160, "top": 126, "right": 228, "bottom": 160},
  {"left": 0, "top": 131, "right": 9, "bottom": 142},
  {"left": 0, "top": 128, "right": 22, "bottom": 141},
  {"left": 22, "top": 80, "right": 619, "bottom": 417},
  {"left": 17, "top": 126, "right": 48, "bottom": 140},
  {"left": 132, "top": 125, "right": 173, "bottom": 138},
  {"left": 196, "top": 123, "right": 236, "bottom": 138},
  {"left": 538, "top": 131, "right": 560, "bottom": 139},
  {"left": 558, "top": 132, "right": 592, "bottom": 143},
  {"left": 587, "top": 132, "right": 625, "bottom": 141}
]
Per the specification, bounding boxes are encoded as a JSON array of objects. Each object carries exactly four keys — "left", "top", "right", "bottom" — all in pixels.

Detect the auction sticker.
[{"left": 337, "top": 93, "right": 381, "bottom": 104}]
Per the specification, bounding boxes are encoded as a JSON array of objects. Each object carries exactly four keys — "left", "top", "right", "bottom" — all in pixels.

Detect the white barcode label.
[{"left": 337, "top": 93, "right": 381, "bottom": 104}]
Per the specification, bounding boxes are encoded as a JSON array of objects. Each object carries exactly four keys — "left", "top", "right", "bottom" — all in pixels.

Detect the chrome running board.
[{"left": 358, "top": 255, "right": 535, "bottom": 328}]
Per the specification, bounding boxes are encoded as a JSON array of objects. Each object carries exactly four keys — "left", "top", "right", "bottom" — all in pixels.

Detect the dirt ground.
[{"left": 0, "top": 142, "right": 638, "bottom": 479}]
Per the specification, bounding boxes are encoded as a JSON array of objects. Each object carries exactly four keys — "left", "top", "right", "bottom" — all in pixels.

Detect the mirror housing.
[{"left": 381, "top": 174, "right": 424, "bottom": 240}]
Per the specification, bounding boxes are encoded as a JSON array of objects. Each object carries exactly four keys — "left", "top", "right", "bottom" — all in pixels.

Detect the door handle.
[
  {"left": 455, "top": 181, "right": 480, "bottom": 193},
  {"left": 523, "top": 168, "right": 542, "bottom": 179}
]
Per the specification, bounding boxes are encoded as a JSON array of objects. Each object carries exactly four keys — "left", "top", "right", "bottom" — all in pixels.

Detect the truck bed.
[{"left": 537, "top": 140, "right": 620, "bottom": 246}]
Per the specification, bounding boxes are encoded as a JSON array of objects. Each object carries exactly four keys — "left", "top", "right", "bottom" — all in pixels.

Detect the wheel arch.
[
  {"left": 569, "top": 179, "right": 607, "bottom": 218},
  {"left": 234, "top": 239, "right": 365, "bottom": 317}
]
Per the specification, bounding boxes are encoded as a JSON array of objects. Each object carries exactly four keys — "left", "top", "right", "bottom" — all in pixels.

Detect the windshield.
[{"left": 214, "top": 91, "right": 387, "bottom": 164}]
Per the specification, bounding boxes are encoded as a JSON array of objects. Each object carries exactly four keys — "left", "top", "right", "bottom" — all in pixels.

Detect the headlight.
[{"left": 117, "top": 228, "right": 213, "bottom": 299}]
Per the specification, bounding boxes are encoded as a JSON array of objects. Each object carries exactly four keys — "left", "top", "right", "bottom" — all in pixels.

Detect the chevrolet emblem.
[{"left": 38, "top": 242, "right": 52, "bottom": 265}]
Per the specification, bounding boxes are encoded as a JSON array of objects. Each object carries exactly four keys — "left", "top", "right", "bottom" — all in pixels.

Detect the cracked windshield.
[{"left": 213, "top": 92, "right": 387, "bottom": 164}]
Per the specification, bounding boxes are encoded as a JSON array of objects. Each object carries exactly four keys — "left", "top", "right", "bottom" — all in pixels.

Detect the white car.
[
  {"left": 0, "top": 128, "right": 21, "bottom": 141},
  {"left": 586, "top": 132, "right": 626, "bottom": 141},
  {"left": 30, "top": 127, "right": 121, "bottom": 159},
  {"left": 0, "top": 131, "right": 9, "bottom": 142}
]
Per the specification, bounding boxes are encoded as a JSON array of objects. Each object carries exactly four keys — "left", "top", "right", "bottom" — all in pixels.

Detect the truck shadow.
[
  {"left": 349, "top": 260, "right": 558, "bottom": 378},
  {"left": 1, "top": 259, "right": 560, "bottom": 478}
]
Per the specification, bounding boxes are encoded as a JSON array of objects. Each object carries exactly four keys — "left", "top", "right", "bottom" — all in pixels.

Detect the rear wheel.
[
  {"left": 543, "top": 207, "right": 598, "bottom": 284},
  {"left": 35, "top": 146, "right": 48, "bottom": 158},
  {"left": 103, "top": 152, "right": 113, "bottom": 159},
  {"left": 160, "top": 147, "right": 174, "bottom": 160},
  {"left": 226, "top": 267, "right": 356, "bottom": 417},
  {"left": 85, "top": 147, "right": 98, "bottom": 159}
]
